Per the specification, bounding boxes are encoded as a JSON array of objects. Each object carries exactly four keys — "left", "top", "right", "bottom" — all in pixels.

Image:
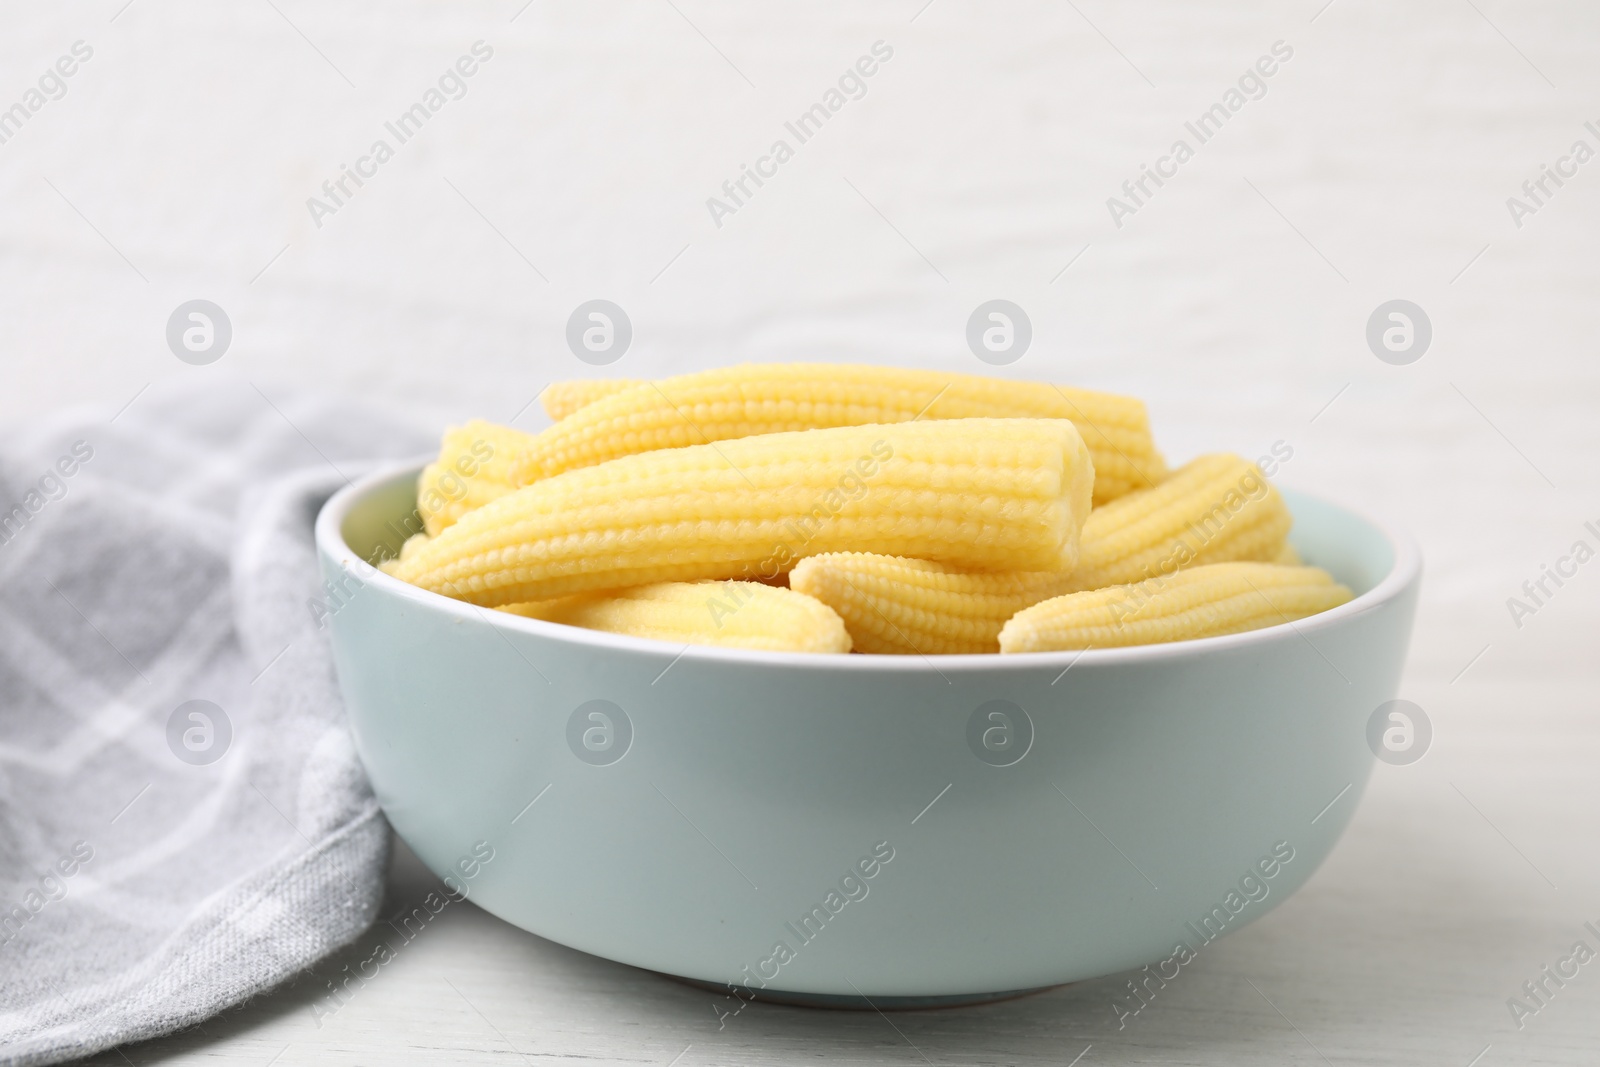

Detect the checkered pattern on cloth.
[{"left": 0, "top": 376, "right": 432, "bottom": 1066}]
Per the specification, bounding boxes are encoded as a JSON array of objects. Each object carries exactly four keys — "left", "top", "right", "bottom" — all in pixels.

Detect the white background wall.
[{"left": 1, "top": 0, "right": 1594, "bottom": 730}]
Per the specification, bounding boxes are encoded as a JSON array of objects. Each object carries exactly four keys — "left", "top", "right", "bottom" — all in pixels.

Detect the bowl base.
[{"left": 666, "top": 974, "right": 1065, "bottom": 1011}]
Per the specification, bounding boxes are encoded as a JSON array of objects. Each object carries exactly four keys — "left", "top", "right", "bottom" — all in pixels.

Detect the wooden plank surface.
[{"left": 71, "top": 663, "right": 1600, "bottom": 1066}]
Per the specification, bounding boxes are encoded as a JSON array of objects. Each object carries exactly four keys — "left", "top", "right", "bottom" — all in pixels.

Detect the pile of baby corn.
[{"left": 384, "top": 364, "right": 1352, "bottom": 655}]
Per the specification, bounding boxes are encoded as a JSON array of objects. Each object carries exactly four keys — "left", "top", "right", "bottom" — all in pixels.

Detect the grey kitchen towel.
[{"left": 0, "top": 376, "right": 433, "bottom": 1065}]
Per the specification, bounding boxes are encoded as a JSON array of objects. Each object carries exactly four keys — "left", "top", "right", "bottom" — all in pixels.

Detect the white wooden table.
[
  {"left": 67, "top": 648, "right": 1600, "bottom": 1066},
  {"left": 5, "top": 0, "right": 1595, "bottom": 1062}
]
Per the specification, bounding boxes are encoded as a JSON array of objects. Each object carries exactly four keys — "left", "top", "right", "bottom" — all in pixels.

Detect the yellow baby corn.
[
  {"left": 790, "top": 553, "right": 1079, "bottom": 655},
  {"left": 417, "top": 421, "right": 538, "bottom": 537},
  {"left": 998, "top": 562, "right": 1353, "bottom": 653},
  {"left": 393, "top": 418, "right": 1094, "bottom": 606},
  {"left": 378, "top": 532, "right": 431, "bottom": 576},
  {"left": 541, "top": 379, "right": 641, "bottom": 422},
  {"left": 500, "top": 581, "right": 850, "bottom": 653},
  {"left": 512, "top": 364, "right": 1164, "bottom": 503},
  {"left": 1066, "top": 453, "right": 1292, "bottom": 592}
]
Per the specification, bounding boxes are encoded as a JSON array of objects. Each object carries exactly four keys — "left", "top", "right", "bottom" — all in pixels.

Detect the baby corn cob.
[
  {"left": 541, "top": 379, "right": 641, "bottom": 422},
  {"left": 417, "top": 421, "right": 539, "bottom": 537},
  {"left": 1067, "top": 453, "right": 1292, "bottom": 592},
  {"left": 378, "top": 532, "right": 432, "bottom": 575},
  {"left": 393, "top": 418, "right": 1094, "bottom": 606},
  {"left": 998, "top": 562, "right": 1353, "bottom": 653},
  {"left": 512, "top": 364, "right": 1164, "bottom": 504},
  {"left": 499, "top": 581, "right": 850, "bottom": 653},
  {"left": 790, "top": 553, "right": 1079, "bottom": 655}
]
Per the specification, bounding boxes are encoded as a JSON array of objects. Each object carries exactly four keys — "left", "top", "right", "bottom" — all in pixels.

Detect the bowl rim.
[{"left": 315, "top": 458, "right": 1422, "bottom": 673}]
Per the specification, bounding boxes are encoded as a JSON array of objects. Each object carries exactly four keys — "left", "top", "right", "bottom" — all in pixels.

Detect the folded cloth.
[{"left": 0, "top": 377, "right": 433, "bottom": 1066}]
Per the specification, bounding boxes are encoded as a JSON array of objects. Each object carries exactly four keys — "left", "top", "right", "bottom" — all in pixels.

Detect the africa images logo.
[
  {"left": 715, "top": 840, "right": 896, "bottom": 1027},
  {"left": 1105, "top": 41, "right": 1294, "bottom": 228},
  {"left": 1112, "top": 841, "right": 1296, "bottom": 1028},
  {"left": 705, "top": 41, "right": 895, "bottom": 229}
]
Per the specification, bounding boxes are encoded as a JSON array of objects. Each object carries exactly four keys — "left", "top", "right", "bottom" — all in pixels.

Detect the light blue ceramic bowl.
[{"left": 316, "top": 461, "right": 1420, "bottom": 1005}]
